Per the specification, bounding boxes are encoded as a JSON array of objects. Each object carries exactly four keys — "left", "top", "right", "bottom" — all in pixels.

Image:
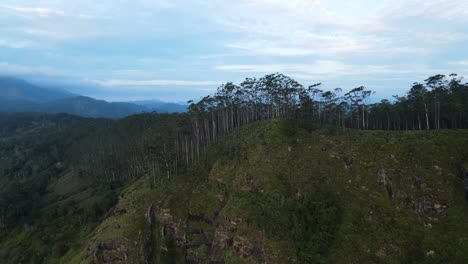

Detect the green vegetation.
[
  {"left": 0, "top": 112, "right": 183, "bottom": 262},
  {"left": 0, "top": 72, "right": 467, "bottom": 263},
  {"left": 72, "top": 120, "right": 467, "bottom": 263}
]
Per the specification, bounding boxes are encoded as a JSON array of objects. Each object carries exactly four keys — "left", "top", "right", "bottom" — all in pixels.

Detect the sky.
[{"left": 1, "top": 0, "right": 467, "bottom": 102}]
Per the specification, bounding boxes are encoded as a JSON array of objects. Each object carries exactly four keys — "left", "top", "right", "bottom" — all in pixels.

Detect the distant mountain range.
[
  {"left": 0, "top": 77, "right": 187, "bottom": 118},
  {"left": 128, "top": 100, "right": 189, "bottom": 113}
]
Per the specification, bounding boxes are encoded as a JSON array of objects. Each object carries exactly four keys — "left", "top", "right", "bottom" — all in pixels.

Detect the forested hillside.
[{"left": 0, "top": 73, "right": 467, "bottom": 263}]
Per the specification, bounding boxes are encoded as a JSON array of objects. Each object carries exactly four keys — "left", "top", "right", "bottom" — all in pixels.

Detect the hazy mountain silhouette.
[
  {"left": 0, "top": 76, "right": 73, "bottom": 102},
  {"left": 130, "top": 100, "right": 188, "bottom": 113},
  {"left": 0, "top": 77, "right": 187, "bottom": 118}
]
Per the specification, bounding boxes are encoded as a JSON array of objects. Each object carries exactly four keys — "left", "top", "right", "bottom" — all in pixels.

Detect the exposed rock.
[
  {"left": 145, "top": 202, "right": 154, "bottom": 225},
  {"left": 210, "top": 230, "right": 233, "bottom": 262},
  {"left": 188, "top": 213, "right": 213, "bottom": 225},
  {"left": 413, "top": 196, "right": 449, "bottom": 217},
  {"left": 386, "top": 184, "right": 394, "bottom": 200},
  {"left": 343, "top": 156, "right": 353, "bottom": 169},
  {"left": 104, "top": 204, "right": 117, "bottom": 219},
  {"left": 101, "top": 252, "right": 126, "bottom": 263},
  {"left": 233, "top": 236, "right": 255, "bottom": 258},
  {"left": 321, "top": 144, "right": 332, "bottom": 151},
  {"left": 232, "top": 236, "right": 263, "bottom": 262},
  {"left": 104, "top": 205, "right": 128, "bottom": 219},
  {"left": 295, "top": 189, "right": 304, "bottom": 199},
  {"left": 156, "top": 208, "right": 173, "bottom": 225},
  {"left": 411, "top": 175, "right": 422, "bottom": 189},
  {"left": 114, "top": 208, "right": 127, "bottom": 215},
  {"left": 375, "top": 247, "right": 386, "bottom": 258},
  {"left": 375, "top": 245, "right": 401, "bottom": 259},
  {"left": 186, "top": 248, "right": 209, "bottom": 264},
  {"left": 245, "top": 173, "right": 259, "bottom": 191},
  {"left": 377, "top": 169, "right": 388, "bottom": 186},
  {"left": 399, "top": 192, "right": 412, "bottom": 206},
  {"left": 225, "top": 216, "right": 242, "bottom": 232},
  {"left": 377, "top": 169, "right": 394, "bottom": 200},
  {"left": 91, "top": 240, "right": 128, "bottom": 264},
  {"left": 433, "top": 202, "right": 449, "bottom": 215},
  {"left": 155, "top": 208, "right": 187, "bottom": 254},
  {"left": 86, "top": 245, "right": 93, "bottom": 257},
  {"left": 100, "top": 241, "right": 125, "bottom": 251},
  {"left": 190, "top": 228, "right": 204, "bottom": 235},
  {"left": 186, "top": 242, "right": 209, "bottom": 249},
  {"left": 423, "top": 222, "right": 433, "bottom": 228},
  {"left": 145, "top": 202, "right": 155, "bottom": 264}
]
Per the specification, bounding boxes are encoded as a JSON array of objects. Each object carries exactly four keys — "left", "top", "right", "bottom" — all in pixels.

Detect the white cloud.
[
  {"left": 216, "top": 60, "right": 447, "bottom": 80},
  {"left": 225, "top": 36, "right": 425, "bottom": 57},
  {"left": 0, "top": 38, "right": 35, "bottom": 49},
  {"left": 1, "top": 0, "right": 465, "bottom": 57},
  {"left": 450, "top": 60, "right": 468, "bottom": 66},
  {"left": 204, "top": 0, "right": 466, "bottom": 58},
  {"left": 1, "top": 6, "right": 65, "bottom": 17},
  {"left": 0, "top": 5, "right": 99, "bottom": 20},
  {"left": 95, "top": 79, "right": 220, "bottom": 86},
  {"left": 378, "top": 0, "right": 468, "bottom": 22},
  {"left": 0, "top": 0, "right": 466, "bottom": 98},
  {"left": 0, "top": 61, "right": 57, "bottom": 75}
]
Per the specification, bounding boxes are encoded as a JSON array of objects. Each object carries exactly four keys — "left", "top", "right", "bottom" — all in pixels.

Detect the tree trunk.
[{"left": 424, "top": 103, "right": 430, "bottom": 130}]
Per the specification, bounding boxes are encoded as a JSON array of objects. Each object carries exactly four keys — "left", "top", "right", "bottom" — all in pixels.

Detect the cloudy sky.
[{"left": 1, "top": 0, "right": 467, "bottom": 102}]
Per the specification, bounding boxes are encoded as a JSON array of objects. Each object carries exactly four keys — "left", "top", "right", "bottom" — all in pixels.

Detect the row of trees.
[
  {"left": 370, "top": 74, "right": 467, "bottom": 130},
  {"left": 186, "top": 73, "right": 467, "bottom": 131},
  {"left": 70, "top": 73, "right": 467, "bottom": 185},
  {"left": 137, "top": 73, "right": 467, "bottom": 185}
]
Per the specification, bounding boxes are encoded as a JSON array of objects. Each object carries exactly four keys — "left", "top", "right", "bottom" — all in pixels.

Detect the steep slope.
[
  {"left": 0, "top": 113, "right": 176, "bottom": 263},
  {"left": 76, "top": 120, "right": 468, "bottom": 263},
  {"left": 0, "top": 113, "right": 123, "bottom": 263}
]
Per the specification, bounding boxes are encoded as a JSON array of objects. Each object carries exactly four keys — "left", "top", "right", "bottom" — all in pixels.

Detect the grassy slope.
[{"left": 76, "top": 120, "right": 468, "bottom": 264}]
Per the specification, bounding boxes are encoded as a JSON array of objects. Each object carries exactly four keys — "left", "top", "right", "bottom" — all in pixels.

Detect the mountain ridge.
[{"left": 0, "top": 77, "right": 187, "bottom": 118}]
